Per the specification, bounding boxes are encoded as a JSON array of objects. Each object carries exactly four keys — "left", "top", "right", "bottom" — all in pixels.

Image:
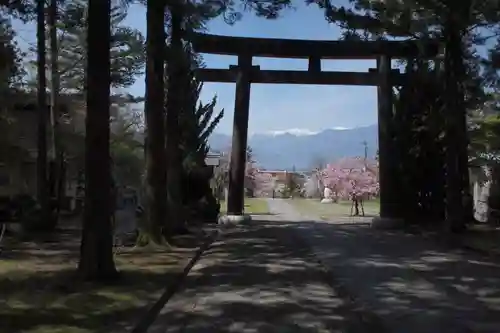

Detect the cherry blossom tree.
[
  {"left": 252, "top": 172, "right": 277, "bottom": 197},
  {"left": 321, "top": 157, "right": 379, "bottom": 216},
  {"left": 244, "top": 160, "right": 258, "bottom": 196},
  {"left": 245, "top": 163, "right": 281, "bottom": 197},
  {"left": 214, "top": 147, "right": 266, "bottom": 197}
]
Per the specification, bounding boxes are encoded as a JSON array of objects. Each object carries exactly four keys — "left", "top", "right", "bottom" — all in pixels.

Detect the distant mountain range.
[{"left": 208, "top": 125, "right": 378, "bottom": 170}]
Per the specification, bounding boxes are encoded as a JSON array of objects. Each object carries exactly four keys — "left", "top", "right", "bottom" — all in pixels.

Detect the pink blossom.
[
  {"left": 253, "top": 172, "right": 277, "bottom": 196},
  {"left": 321, "top": 157, "right": 379, "bottom": 200},
  {"left": 218, "top": 151, "right": 261, "bottom": 188}
]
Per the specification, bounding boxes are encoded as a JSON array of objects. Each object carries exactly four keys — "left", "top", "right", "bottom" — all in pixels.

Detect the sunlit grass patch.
[
  {"left": 219, "top": 198, "right": 270, "bottom": 215},
  {"left": 289, "top": 198, "right": 379, "bottom": 220}
]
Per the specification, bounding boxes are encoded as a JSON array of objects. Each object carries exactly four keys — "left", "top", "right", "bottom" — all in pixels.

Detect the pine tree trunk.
[
  {"left": 78, "top": 0, "right": 118, "bottom": 281},
  {"left": 458, "top": 104, "right": 473, "bottom": 223},
  {"left": 48, "top": 0, "right": 61, "bottom": 229},
  {"left": 55, "top": 151, "right": 66, "bottom": 217},
  {"left": 165, "top": 4, "right": 184, "bottom": 235},
  {"left": 443, "top": 3, "right": 469, "bottom": 233},
  {"left": 36, "top": 0, "right": 50, "bottom": 230},
  {"left": 142, "top": 0, "right": 167, "bottom": 244}
]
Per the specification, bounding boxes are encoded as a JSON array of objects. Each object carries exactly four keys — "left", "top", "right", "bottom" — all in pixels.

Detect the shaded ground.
[
  {"left": 290, "top": 199, "right": 379, "bottom": 221},
  {"left": 151, "top": 216, "right": 383, "bottom": 332},
  {"left": 271, "top": 199, "right": 500, "bottom": 333},
  {"left": 219, "top": 198, "right": 270, "bottom": 215},
  {"left": 0, "top": 216, "right": 209, "bottom": 333},
  {"left": 290, "top": 198, "right": 500, "bottom": 257},
  {"left": 460, "top": 223, "right": 500, "bottom": 256}
]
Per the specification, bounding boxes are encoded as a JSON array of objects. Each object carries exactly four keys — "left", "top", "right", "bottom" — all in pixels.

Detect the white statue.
[{"left": 320, "top": 187, "right": 334, "bottom": 204}]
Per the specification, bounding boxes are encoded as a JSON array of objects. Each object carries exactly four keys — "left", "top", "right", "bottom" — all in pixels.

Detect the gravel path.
[
  {"left": 268, "top": 199, "right": 500, "bottom": 333},
  {"left": 151, "top": 214, "right": 382, "bottom": 332},
  {"left": 148, "top": 199, "right": 500, "bottom": 333}
]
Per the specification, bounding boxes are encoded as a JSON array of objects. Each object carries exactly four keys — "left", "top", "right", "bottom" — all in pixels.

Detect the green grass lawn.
[
  {"left": 0, "top": 223, "right": 202, "bottom": 333},
  {"left": 219, "top": 198, "right": 270, "bottom": 215},
  {"left": 289, "top": 198, "right": 380, "bottom": 220}
]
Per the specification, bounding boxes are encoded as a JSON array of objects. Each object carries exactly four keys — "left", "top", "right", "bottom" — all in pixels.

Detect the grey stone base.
[
  {"left": 4, "top": 222, "right": 23, "bottom": 234},
  {"left": 218, "top": 214, "right": 252, "bottom": 226},
  {"left": 371, "top": 216, "right": 405, "bottom": 230}
]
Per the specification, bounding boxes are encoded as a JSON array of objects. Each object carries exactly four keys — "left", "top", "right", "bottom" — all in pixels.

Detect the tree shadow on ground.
[
  {"left": 0, "top": 223, "right": 208, "bottom": 333},
  {"left": 290, "top": 219, "right": 500, "bottom": 333},
  {"left": 458, "top": 223, "right": 500, "bottom": 255},
  {"left": 317, "top": 214, "right": 378, "bottom": 221},
  {"left": 0, "top": 267, "right": 185, "bottom": 333},
  {"left": 155, "top": 218, "right": 500, "bottom": 333},
  {"left": 154, "top": 220, "right": 386, "bottom": 333}
]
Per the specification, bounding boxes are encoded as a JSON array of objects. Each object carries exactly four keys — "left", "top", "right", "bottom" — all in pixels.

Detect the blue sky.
[{"left": 13, "top": 1, "right": 378, "bottom": 135}]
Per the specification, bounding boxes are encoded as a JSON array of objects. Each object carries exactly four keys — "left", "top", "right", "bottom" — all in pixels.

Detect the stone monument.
[{"left": 320, "top": 187, "right": 334, "bottom": 204}]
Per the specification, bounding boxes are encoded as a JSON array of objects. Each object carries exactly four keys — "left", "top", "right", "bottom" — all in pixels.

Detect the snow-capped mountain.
[{"left": 208, "top": 125, "right": 378, "bottom": 170}]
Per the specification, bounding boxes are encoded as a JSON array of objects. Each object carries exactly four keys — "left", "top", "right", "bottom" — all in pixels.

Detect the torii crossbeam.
[{"left": 189, "top": 32, "right": 440, "bottom": 222}]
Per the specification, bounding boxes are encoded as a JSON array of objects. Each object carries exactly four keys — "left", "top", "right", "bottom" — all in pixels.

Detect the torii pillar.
[
  {"left": 372, "top": 55, "right": 404, "bottom": 229},
  {"left": 222, "top": 55, "right": 259, "bottom": 223}
]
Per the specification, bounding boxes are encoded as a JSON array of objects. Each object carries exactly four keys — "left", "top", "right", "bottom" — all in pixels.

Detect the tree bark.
[
  {"left": 48, "top": 0, "right": 62, "bottom": 228},
  {"left": 78, "top": 0, "right": 118, "bottom": 281},
  {"left": 141, "top": 0, "right": 167, "bottom": 244},
  {"left": 36, "top": 0, "right": 49, "bottom": 229},
  {"left": 165, "top": 3, "right": 184, "bottom": 234}
]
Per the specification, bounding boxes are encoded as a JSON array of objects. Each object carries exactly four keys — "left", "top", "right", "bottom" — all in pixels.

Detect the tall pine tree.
[
  {"left": 311, "top": 0, "right": 500, "bottom": 231},
  {"left": 168, "top": 38, "right": 224, "bottom": 228}
]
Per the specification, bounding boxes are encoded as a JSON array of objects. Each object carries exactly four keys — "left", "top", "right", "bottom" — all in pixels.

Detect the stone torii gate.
[{"left": 190, "top": 33, "right": 439, "bottom": 225}]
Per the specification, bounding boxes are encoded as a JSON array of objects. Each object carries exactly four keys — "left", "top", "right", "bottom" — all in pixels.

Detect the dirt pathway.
[
  {"left": 150, "top": 216, "right": 382, "bottom": 332},
  {"left": 268, "top": 199, "right": 500, "bottom": 333}
]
